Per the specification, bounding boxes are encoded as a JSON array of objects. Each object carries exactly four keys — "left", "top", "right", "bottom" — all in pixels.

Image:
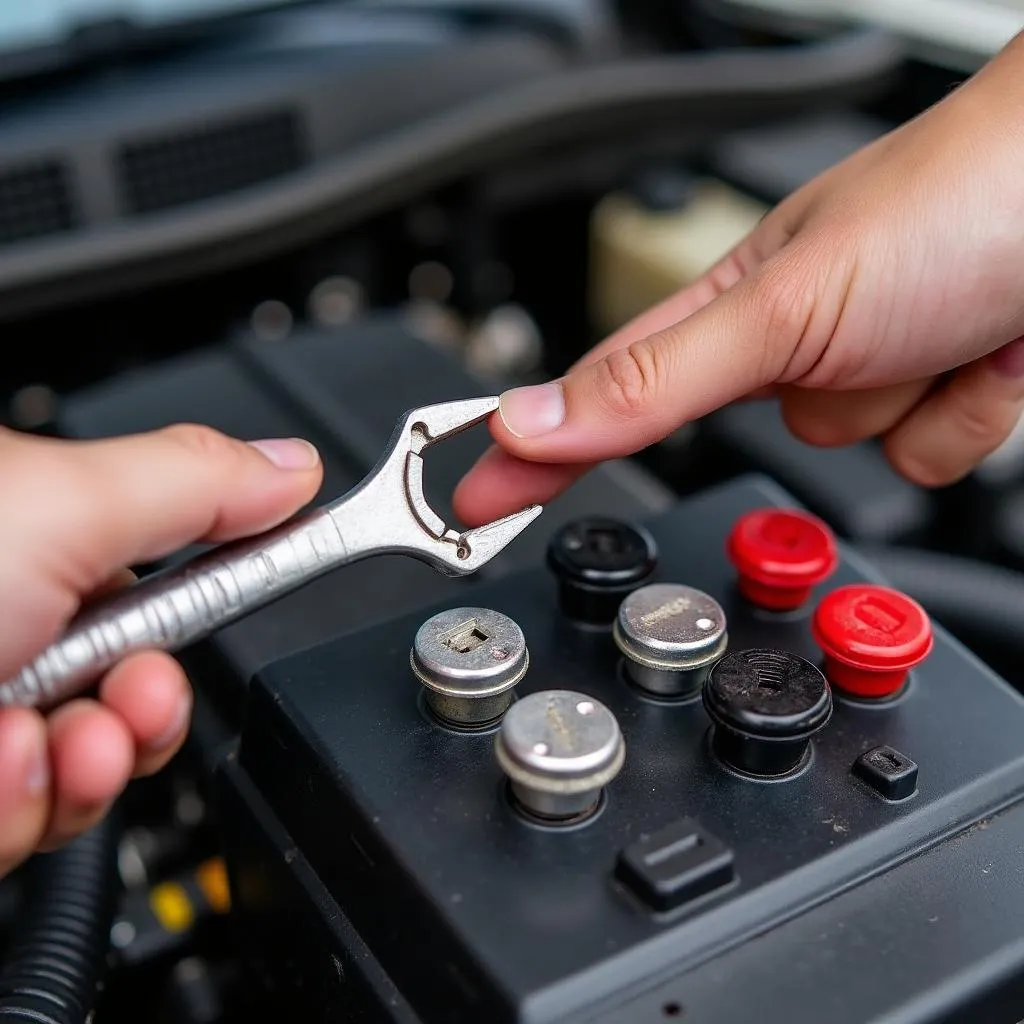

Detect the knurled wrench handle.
[
  {"left": 0, "top": 506, "right": 356, "bottom": 710},
  {"left": 0, "top": 395, "right": 541, "bottom": 711}
]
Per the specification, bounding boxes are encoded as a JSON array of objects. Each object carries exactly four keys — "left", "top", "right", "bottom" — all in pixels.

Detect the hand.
[
  {"left": 454, "top": 34, "right": 1024, "bottom": 527},
  {"left": 0, "top": 424, "right": 322, "bottom": 876}
]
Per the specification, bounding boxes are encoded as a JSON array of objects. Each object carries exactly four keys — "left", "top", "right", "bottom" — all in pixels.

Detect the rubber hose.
[
  {"left": 0, "top": 814, "right": 121, "bottom": 1024},
  {"left": 856, "top": 545, "right": 1024, "bottom": 657},
  {"left": 0, "top": 27, "right": 905, "bottom": 320}
]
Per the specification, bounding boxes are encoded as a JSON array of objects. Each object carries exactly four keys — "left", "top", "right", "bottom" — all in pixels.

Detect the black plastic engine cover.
[{"left": 218, "top": 474, "right": 1024, "bottom": 1024}]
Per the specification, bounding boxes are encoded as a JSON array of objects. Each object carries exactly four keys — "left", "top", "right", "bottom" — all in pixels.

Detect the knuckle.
[
  {"left": 751, "top": 253, "right": 818, "bottom": 351},
  {"left": 160, "top": 423, "right": 238, "bottom": 464},
  {"left": 596, "top": 341, "right": 663, "bottom": 419},
  {"left": 751, "top": 242, "right": 855, "bottom": 388},
  {"left": 884, "top": 397, "right": 1024, "bottom": 489},
  {"left": 947, "top": 390, "right": 1018, "bottom": 454}
]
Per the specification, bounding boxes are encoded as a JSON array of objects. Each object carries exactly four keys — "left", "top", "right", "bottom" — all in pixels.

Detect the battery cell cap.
[
  {"left": 703, "top": 648, "right": 832, "bottom": 777},
  {"left": 411, "top": 607, "right": 528, "bottom": 727},
  {"left": 727, "top": 508, "right": 838, "bottom": 610},
  {"left": 613, "top": 583, "right": 727, "bottom": 698},
  {"left": 812, "top": 584, "right": 933, "bottom": 699},
  {"left": 547, "top": 517, "right": 658, "bottom": 626},
  {"left": 495, "top": 690, "right": 624, "bottom": 823}
]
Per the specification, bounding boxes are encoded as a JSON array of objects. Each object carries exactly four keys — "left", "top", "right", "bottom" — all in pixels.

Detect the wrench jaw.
[
  {"left": 402, "top": 449, "right": 542, "bottom": 576},
  {"left": 400, "top": 396, "right": 501, "bottom": 453},
  {"left": 390, "top": 396, "right": 542, "bottom": 575},
  {"left": 427, "top": 504, "right": 544, "bottom": 577}
]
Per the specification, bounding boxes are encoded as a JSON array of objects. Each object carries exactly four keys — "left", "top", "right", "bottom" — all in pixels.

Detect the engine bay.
[{"left": 2, "top": 3, "right": 1024, "bottom": 1022}]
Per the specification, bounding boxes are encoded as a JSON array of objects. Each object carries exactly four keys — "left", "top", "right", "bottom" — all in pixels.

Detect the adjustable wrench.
[{"left": 0, "top": 396, "right": 541, "bottom": 710}]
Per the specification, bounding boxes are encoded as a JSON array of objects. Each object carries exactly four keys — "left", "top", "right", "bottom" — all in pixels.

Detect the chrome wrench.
[{"left": 0, "top": 396, "right": 541, "bottom": 710}]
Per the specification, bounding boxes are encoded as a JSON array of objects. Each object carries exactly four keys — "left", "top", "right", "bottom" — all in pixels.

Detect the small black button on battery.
[
  {"left": 852, "top": 745, "right": 918, "bottom": 801},
  {"left": 614, "top": 583, "right": 728, "bottom": 699},
  {"left": 615, "top": 818, "right": 734, "bottom": 913},
  {"left": 703, "top": 648, "right": 832, "bottom": 778},
  {"left": 546, "top": 517, "right": 658, "bottom": 626},
  {"left": 411, "top": 607, "right": 528, "bottom": 728}
]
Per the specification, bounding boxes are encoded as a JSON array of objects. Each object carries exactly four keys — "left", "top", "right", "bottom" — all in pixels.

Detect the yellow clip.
[{"left": 150, "top": 882, "right": 194, "bottom": 933}]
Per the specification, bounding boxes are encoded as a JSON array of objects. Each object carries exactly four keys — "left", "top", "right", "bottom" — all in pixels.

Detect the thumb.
[
  {"left": 489, "top": 244, "right": 828, "bottom": 464},
  {"left": 1, "top": 424, "right": 323, "bottom": 606}
]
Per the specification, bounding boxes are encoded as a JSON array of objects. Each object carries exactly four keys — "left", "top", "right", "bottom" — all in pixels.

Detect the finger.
[
  {"left": 455, "top": 387, "right": 782, "bottom": 526},
  {"left": 571, "top": 247, "right": 754, "bottom": 371},
  {"left": 91, "top": 567, "right": 138, "bottom": 598},
  {"left": 779, "top": 378, "right": 934, "bottom": 447},
  {"left": 456, "top": 253, "right": 755, "bottom": 522},
  {"left": 0, "top": 426, "right": 323, "bottom": 670},
  {"left": 99, "top": 651, "right": 192, "bottom": 778},
  {"left": 0, "top": 709, "right": 50, "bottom": 877},
  {"left": 884, "top": 338, "right": 1024, "bottom": 486},
  {"left": 2, "top": 427, "right": 322, "bottom": 583},
  {"left": 456, "top": 213, "right": 806, "bottom": 518},
  {"left": 489, "top": 237, "right": 846, "bottom": 464},
  {"left": 569, "top": 192, "right": 802, "bottom": 373},
  {"left": 453, "top": 447, "right": 593, "bottom": 527},
  {"left": 38, "top": 699, "right": 134, "bottom": 852},
  {"left": 457, "top": 380, "right": 782, "bottom": 525}
]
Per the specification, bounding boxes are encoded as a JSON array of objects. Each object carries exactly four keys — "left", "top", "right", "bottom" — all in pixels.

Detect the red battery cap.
[
  {"left": 812, "top": 584, "right": 933, "bottom": 699},
  {"left": 727, "top": 508, "right": 838, "bottom": 611}
]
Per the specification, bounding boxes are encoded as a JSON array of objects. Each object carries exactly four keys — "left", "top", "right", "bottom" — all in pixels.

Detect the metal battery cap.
[
  {"left": 495, "top": 690, "right": 625, "bottom": 822},
  {"left": 613, "top": 583, "right": 728, "bottom": 698},
  {"left": 411, "top": 607, "right": 528, "bottom": 728}
]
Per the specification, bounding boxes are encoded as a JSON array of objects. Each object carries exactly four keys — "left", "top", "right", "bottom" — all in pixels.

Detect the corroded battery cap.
[
  {"left": 703, "top": 648, "right": 832, "bottom": 778},
  {"left": 411, "top": 607, "right": 528, "bottom": 728}
]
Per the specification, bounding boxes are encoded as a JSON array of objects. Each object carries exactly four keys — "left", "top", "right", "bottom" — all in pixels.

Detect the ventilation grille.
[
  {"left": 0, "top": 160, "right": 75, "bottom": 245},
  {"left": 119, "top": 109, "right": 305, "bottom": 214}
]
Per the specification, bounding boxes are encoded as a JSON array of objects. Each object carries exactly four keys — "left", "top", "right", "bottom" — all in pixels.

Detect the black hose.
[
  {"left": 0, "top": 28, "right": 905, "bottom": 321},
  {"left": 856, "top": 545, "right": 1024, "bottom": 659},
  {"left": 0, "top": 814, "right": 121, "bottom": 1024}
]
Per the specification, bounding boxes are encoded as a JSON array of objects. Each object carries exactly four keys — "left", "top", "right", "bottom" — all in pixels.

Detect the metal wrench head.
[
  {"left": 402, "top": 396, "right": 505, "bottom": 453},
  {"left": 366, "top": 396, "right": 543, "bottom": 576}
]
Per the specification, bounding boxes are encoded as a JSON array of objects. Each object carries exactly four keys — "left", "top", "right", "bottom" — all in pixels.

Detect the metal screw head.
[{"left": 498, "top": 690, "right": 623, "bottom": 780}]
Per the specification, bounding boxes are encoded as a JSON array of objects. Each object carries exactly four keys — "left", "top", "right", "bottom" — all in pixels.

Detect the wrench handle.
[{"left": 0, "top": 507, "right": 352, "bottom": 710}]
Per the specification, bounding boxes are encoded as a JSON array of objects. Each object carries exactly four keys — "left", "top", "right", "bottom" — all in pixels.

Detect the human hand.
[
  {"left": 0, "top": 424, "right": 322, "bottom": 876},
  {"left": 454, "top": 34, "right": 1024, "bottom": 526}
]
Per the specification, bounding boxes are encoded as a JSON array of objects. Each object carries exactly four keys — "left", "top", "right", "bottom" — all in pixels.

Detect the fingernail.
[
  {"left": 248, "top": 437, "right": 320, "bottom": 470},
  {"left": 498, "top": 382, "right": 565, "bottom": 438},
  {"left": 150, "top": 694, "right": 192, "bottom": 751},
  {"left": 990, "top": 337, "right": 1024, "bottom": 377},
  {"left": 26, "top": 743, "right": 48, "bottom": 795}
]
